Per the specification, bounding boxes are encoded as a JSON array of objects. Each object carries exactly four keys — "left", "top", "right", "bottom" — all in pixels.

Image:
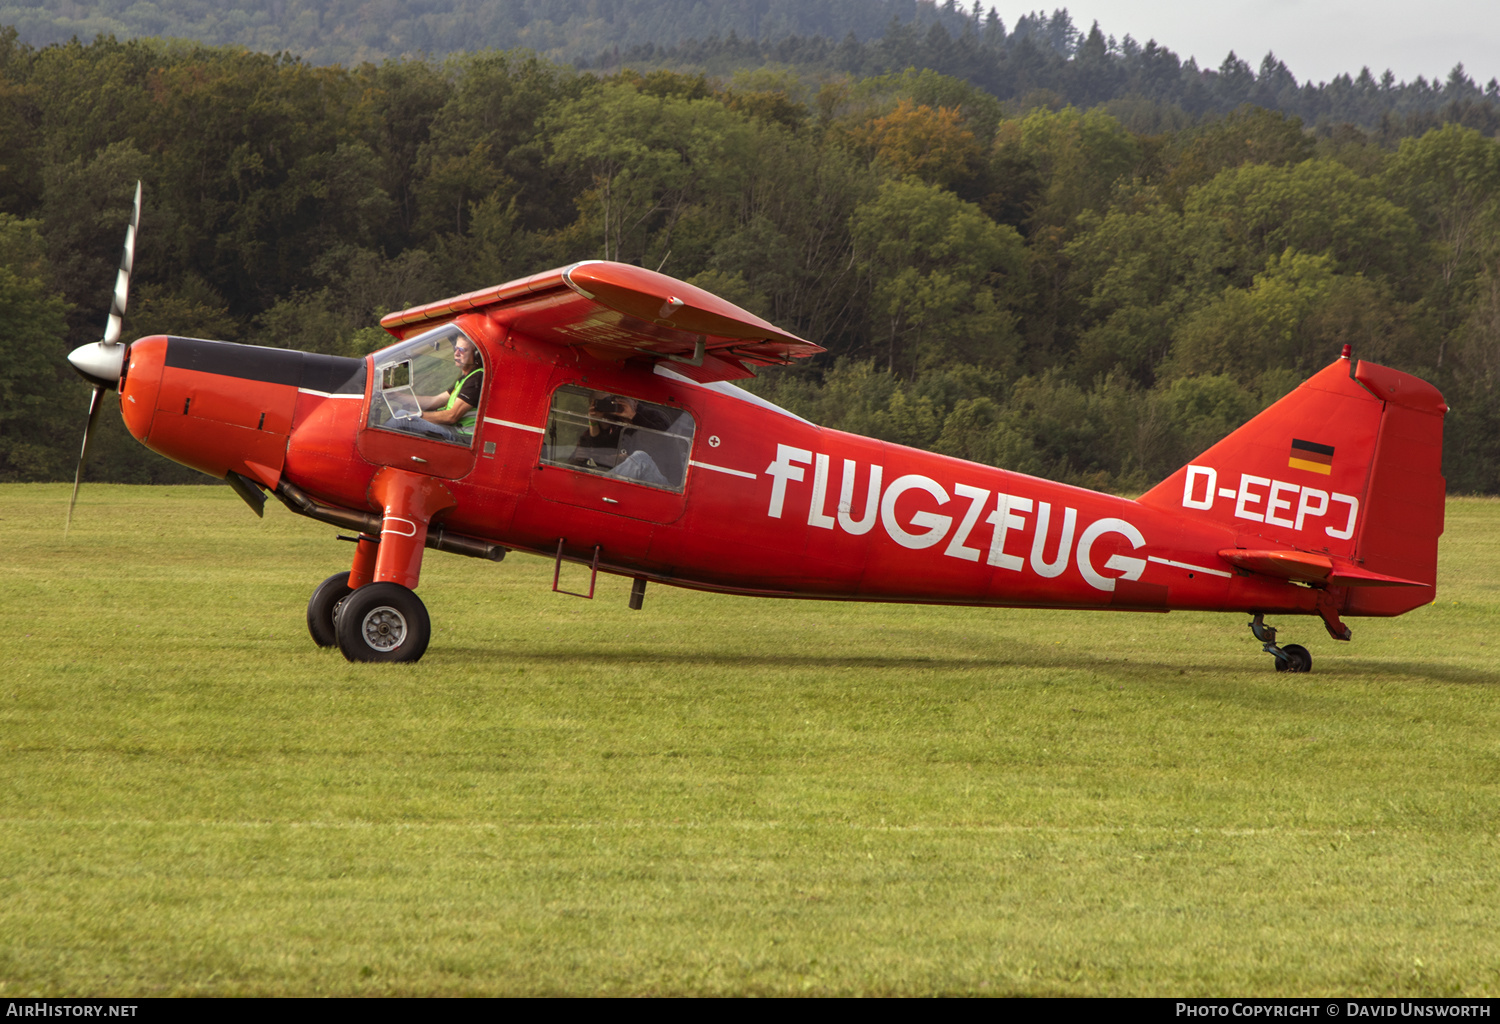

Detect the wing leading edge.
[{"left": 379, "top": 261, "right": 824, "bottom": 383}]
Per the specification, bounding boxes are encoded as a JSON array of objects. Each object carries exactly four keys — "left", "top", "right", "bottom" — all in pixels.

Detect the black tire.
[
  {"left": 307, "top": 572, "right": 353, "bottom": 648},
  {"left": 1283, "top": 643, "right": 1312, "bottom": 674},
  {"left": 335, "top": 582, "right": 431, "bottom": 664}
]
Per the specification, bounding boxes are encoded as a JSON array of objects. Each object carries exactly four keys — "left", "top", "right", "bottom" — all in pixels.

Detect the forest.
[
  {"left": 1, "top": 28, "right": 1498, "bottom": 492},
  {"left": 590, "top": 19, "right": 1500, "bottom": 136},
  {"left": 5, "top": 0, "right": 981, "bottom": 65},
  {"left": 10, "top": 0, "right": 1500, "bottom": 132}
]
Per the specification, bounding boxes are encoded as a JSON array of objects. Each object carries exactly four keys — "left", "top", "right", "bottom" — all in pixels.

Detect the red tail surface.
[{"left": 1138, "top": 355, "right": 1447, "bottom": 616}]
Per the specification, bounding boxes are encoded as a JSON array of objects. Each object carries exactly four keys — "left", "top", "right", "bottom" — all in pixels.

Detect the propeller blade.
[
  {"left": 65, "top": 386, "right": 107, "bottom": 539},
  {"left": 66, "top": 183, "right": 142, "bottom": 536},
  {"left": 102, "top": 181, "right": 142, "bottom": 347}
]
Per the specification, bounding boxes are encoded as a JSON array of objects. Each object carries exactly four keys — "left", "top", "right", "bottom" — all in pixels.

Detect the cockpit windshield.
[{"left": 366, "top": 323, "right": 482, "bottom": 445}]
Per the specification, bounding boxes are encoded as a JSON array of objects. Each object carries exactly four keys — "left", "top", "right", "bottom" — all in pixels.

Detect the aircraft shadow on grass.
[
  {"left": 433, "top": 644, "right": 1254, "bottom": 677},
  {"left": 437, "top": 647, "right": 1500, "bottom": 688},
  {"left": 1338, "top": 660, "right": 1500, "bottom": 686}
]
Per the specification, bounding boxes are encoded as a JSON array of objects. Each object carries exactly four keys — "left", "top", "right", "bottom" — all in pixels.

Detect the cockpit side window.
[
  {"left": 366, "top": 324, "right": 483, "bottom": 446},
  {"left": 540, "top": 385, "right": 695, "bottom": 493}
]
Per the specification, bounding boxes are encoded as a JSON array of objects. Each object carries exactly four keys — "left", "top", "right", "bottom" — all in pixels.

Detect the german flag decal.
[{"left": 1288, "top": 438, "right": 1334, "bottom": 475}]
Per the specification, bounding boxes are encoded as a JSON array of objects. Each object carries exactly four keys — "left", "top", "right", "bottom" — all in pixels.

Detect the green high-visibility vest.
[{"left": 445, "top": 369, "right": 481, "bottom": 437}]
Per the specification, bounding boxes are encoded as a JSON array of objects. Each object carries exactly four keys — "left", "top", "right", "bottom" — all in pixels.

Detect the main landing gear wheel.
[
  {"left": 1275, "top": 644, "right": 1312, "bottom": 674},
  {"left": 335, "top": 582, "right": 430, "bottom": 664},
  {"left": 306, "top": 572, "right": 353, "bottom": 648}
]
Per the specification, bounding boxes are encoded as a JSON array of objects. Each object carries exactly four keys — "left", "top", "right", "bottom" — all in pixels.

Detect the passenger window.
[{"left": 541, "top": 385, "right": 694, "bottom": 493}]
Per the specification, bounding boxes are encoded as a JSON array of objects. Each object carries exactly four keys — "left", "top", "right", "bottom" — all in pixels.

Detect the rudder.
[{"left": 1343, "top": 361, "right": 1446, "bottom": 614}]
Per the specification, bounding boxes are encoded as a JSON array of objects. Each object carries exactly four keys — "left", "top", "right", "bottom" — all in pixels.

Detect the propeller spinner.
[{"left": 65, "top": 180, "right": 142, "bottom": 535}]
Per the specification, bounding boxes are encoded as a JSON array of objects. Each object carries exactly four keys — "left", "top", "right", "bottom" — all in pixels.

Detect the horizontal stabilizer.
[
  {"left": 1218, "top": 549, "right": 1427, "bottom": 588},
  {"left": 380, "top": 261, "right": 823, "bottom": 383}
]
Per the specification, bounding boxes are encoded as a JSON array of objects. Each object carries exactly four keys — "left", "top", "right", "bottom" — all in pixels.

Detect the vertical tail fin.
[{"left": 1138, "top": 354, "right": 1446, "bottom": 614}]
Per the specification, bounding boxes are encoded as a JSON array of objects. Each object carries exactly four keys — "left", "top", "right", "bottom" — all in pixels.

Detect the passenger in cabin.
[
  {"left": 403, "top": 338, "right": 484, "bottom": 443},
  {"left": 547, "top": 387, "right": 692, "bottom": 488},
  {"left": 573, "top": 395, "right": 625, "bottom": 469},
  {"left": 589, "top": 393, "right": 680, "bottom": 488}
]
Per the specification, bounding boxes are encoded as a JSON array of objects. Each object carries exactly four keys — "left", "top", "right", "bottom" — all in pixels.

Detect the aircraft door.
[{"left": 357, "top": 323, "right": 484, "bottom": 480}]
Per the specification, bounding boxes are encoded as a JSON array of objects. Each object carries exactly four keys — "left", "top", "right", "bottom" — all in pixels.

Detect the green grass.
[{"left": 2, "top": 483, "right": 1498, "bottom": 996}]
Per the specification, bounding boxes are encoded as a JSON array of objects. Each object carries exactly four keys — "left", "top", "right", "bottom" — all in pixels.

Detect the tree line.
[
  {"left": 592, "top": 18, "right": 1500, "bottom": 136},
  {"left": 10, "top": 1, "right": 1500, "bottom": 133},
  {"left": 5, "top": 0, "right": 979, "bottom": 66},
  {"left": 1, "top": 32, "right": 1497, "bottom": 492}
]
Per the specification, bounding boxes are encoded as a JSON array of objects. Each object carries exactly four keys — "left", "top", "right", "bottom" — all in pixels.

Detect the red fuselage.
[{"left": 118, "top": 322, "right": 1359, "bottom": 621}]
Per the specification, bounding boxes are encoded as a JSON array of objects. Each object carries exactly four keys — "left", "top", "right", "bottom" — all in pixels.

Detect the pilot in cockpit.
[{"left": 406, "top": 337, "right": 483, "bottom": 442}]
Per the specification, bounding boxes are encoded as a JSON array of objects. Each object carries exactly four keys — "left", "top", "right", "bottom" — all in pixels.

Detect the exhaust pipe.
[{"left": 274, "top": 480, "right": 506, "bottom": 562}]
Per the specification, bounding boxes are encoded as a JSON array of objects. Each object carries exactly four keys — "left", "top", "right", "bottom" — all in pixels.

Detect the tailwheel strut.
[{"left": 1250, "top": 613, "right": 1312, "bottom": 674}]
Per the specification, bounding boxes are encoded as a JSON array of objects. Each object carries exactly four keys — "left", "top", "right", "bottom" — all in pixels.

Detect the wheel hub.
[{"left": 360, "top": 606, "right": 407, "bottom": 652}]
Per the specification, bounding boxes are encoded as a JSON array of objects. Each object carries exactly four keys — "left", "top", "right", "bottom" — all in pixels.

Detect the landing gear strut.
[
  {"left": 292, "top": 469, "right": 453, "bottom": 663},
  {"left": 1250, "top": 613, "right": 1312, "bottom": 673}
]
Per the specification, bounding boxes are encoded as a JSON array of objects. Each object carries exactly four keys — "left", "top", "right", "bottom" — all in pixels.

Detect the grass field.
[{"left": 2, "top": 483, "right": 1497, "bottom": 996}]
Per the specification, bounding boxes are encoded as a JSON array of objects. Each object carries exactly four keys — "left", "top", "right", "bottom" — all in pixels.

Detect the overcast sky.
[{"left": 1010, "top": 0, "right": 1499, "bottom": 88}]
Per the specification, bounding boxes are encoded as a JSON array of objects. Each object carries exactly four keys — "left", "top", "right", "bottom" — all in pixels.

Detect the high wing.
[{"left": 379, "top": 261, "right": 823, "bottom": 383}]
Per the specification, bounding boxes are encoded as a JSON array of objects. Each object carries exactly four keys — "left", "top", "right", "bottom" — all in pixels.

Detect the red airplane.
[{"left": 66, "top": 187, "right": 1447, "bottom": 668}]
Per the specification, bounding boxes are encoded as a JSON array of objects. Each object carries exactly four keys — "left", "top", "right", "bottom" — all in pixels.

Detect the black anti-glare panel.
[
  {"left": 164, "top": 338, "right": 365, "bottom": 394},
  {"left": 302, "top": 352, "right": 367, "bottom": 395}
]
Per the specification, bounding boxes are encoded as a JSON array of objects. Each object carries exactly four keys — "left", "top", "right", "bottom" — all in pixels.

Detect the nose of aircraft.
[{"left": 67, "top": 340, "right": 127, "bottom": 390}]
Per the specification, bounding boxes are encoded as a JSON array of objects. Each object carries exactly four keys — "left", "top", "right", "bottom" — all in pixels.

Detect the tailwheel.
[
  {"left": 1251, "top": 613, "right": 1313, "bottom": 674},
  {"left": 335, "top": 582, "right": 431, "bottom": 663},
  {"left": 306, "top": 572, "right": 353, "bottom": 648},
  {"left": 1279, "top": 644, "right": 1312, "bottom": 674}
]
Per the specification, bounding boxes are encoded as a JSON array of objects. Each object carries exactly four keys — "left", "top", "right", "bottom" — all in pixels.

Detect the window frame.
[
  {"left": 365, "top": 322, "right": 483, "bottom": 449},
  {"left": 539, "top": 383, "right": 696, "bottom": 495}
]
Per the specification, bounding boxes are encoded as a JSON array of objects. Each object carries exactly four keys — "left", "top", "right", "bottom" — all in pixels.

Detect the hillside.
[
  {"left": 2, "top": 0, "right": 975, "bottom": 65},
  {"left": 7, "top": 0, "right": 1498, "bottom": 133}
]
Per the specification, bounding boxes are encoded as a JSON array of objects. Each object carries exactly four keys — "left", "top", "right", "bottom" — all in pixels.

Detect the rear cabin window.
[{"left": 541, "top": 385, "right": 695, "bottom": 493}]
